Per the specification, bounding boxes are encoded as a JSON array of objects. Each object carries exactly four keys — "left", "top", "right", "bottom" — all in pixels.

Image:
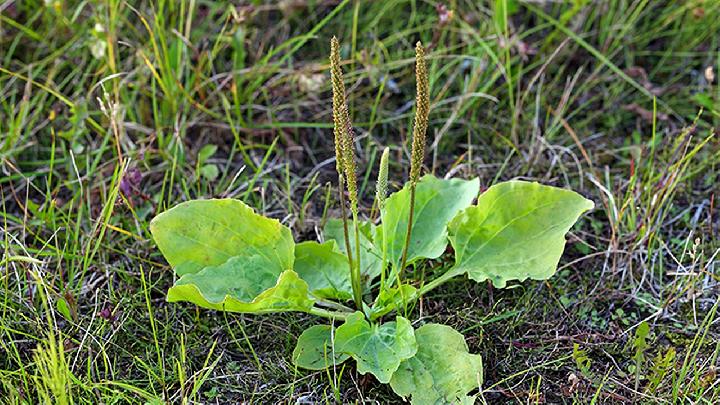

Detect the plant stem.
[
  {"left": 397, "top": 184, "right": 416, "bottom": 285},
  {"left": 350, "top": 210, "right": 363, "bottom": 311},
  {"left": 315, "top": 298, "right": 354, "bottom": 313},
  {"left": 416, "top": 266, "right": 461, "bottom": 298},
  {"left": 309, "top": 307, "right": 351, "bottom": 321},
  {"left": 378, "top": 214, "right": 388, "bottom": 297},
  {"left": 330, "top": 37, "right": 363, "bottom": 313},
  {"left": 337, "top": 176, "right": 354, "bottom": 273},
  {"left": 338, "top": 175, "right": 363, "bottom": 311},
  {"left": 373, "top": 267, "right": 459, "bottom": 319},
  {"left": 396, "top": 42, "right": 429, "bottom": 288}
]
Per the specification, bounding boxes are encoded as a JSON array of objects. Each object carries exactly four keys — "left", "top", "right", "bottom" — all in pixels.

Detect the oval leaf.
[
  {"left": 390, "top": 324, "right": 483, "bottom": 405},
  {"left": 294, "top": 241, "right": 353, "bottom": 301},
  {"left": 168, "top": 268, "right": 313, "bottom": 313},
  {"left": 377, "top": 175, "right": 479, "bottom": 272},
  {"left": 150, "top": 199, "right": 309, "bottom": 313},
  {"left": 448, "top": 181, "right": 594, "bottom": 287},
  {"left": 150, "top": 199, "right": 293, "bottom": 276},
  {"left": 292, "top": 325, "right": 350, "bottom": 370},
  {"left": 335, "top": 312, "right": 417, "bottom": 383}
]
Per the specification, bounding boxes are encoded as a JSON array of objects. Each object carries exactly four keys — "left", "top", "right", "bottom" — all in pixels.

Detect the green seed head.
[
  {"left": 341, "top": 117, "right": 359, "bottom": 215},
  {"left": 410, "top": 41, "right": 430, "bottom": 186},
  {"left": 330, "top": 37, "right": 346, "bottom": 176},
  {"left": 375, "top": 147, "right": 390, "bottom": 210},
  {"left": 330, "top": 37, "right": 358, "bottom": 214}
]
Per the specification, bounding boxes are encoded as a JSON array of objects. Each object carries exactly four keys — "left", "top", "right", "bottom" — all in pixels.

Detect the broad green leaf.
[
  {"left": 370, "top": 284, "right": 417, "bottom": 321},
  {"left": 377, "top": 175, "right": 479, "bottom": 271},
  {"left": 448, "top": 181, "right": 594, "bottom": 288},
  {"left": 335, "top": 312, "right": 417, "bottom": 383},
  {"left": 294, "top": 241, "right": 353, "bottom": 301},
  {"left": 168, "top": 268, "right": 313, "bottom": 313},
  {"left": 390, "top": 324, "right": 483, "bottom": 405},
  {"left": 292, "top": 325, "right": 349, "bottom": 370},
  {"left": 150, "top": 199, "right": 293, "bottom": 276},
  {"left": 152, "top": 199, "right": 311, "bottom": 313},
  {"left": 324, "top": 219, "right": 382, "bottom": 282}
]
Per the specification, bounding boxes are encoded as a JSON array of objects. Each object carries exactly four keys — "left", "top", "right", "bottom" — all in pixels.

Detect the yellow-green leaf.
[
  {"left": 151, "top": 199, "right": 310, "bottom": 313},
  {"left": 390, "top": 324, "right": 482, "bottom": 405},
  {"left": 150, "top": 199, "right": 293, "bottom": 276},
  {"left": 448, "top": 181, "right": 594, "bottom": 287},
  {"left": 292, "top": 325, "right": 350, "bottom": 370},
  {"left": 377, "top": 175, "right": 479, "bottom": 272},
  {"left": 168, "top": 268, "right": 313, "bottom": 313},
  {"left": 294, "top": 241, "right": 353, "bottom": 301},
  {"left": 334, "top": 312, "right": 417, "bottom": 383}
]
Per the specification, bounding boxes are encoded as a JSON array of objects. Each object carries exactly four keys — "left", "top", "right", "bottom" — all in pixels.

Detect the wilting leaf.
[
  {"left": 377, "top": 175, "right": 479, "bottom": 271},
  {"left": 150, "top": 199, "right": 293, "bottom": 276},
  {"left": 324, "top": 219, "right": 382, "bottom": 282},
  {"left": 292, "top": 324, "right": 349, "bottom": 370},
  {"left": 448, "top": 181, "right": 594, "bottom": 287},
  {"left": 334, "top": 312, "right": 417, "bottom": 383},
  {"left": 390, "top": 324, "right": 482, "bottom": 405},
  {"left": 294, "top": 241, "right": 353, "bottom": 301}
]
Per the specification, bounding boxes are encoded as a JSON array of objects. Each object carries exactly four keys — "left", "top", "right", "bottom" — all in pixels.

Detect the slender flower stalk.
[
  {"left": 398, "top": 42, "right": 430, "bottom": 281},
  {"left": 330, "top": 37, "right": 363, "bottom": 311}
]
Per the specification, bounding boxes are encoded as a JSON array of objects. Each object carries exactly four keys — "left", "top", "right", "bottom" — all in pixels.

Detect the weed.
[{"left": 148, "top": 39, "right": 592, "bottom": 403}]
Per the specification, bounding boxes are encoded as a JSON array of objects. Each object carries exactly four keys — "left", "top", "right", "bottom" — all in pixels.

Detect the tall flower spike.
[
  {"left": 375, "top": 147, "right": 390, "bottom": 210},
  {"left": 330, "top": 37, "right": 359, "bottom": 215},
  {"left": 330, "top": 36, "right": 363, "bottom": 311},
  {"left": 341, "top": 103, "right": 359, "bottom": 215},
  {"left": 397, "top": 41, "right": 430, "bottom": 281},
  {"left": 410, "top": 42, "right": 429, "bottom": 185},
  {"left": 330, "top": 37, "right": 346, "bottom": 176}
]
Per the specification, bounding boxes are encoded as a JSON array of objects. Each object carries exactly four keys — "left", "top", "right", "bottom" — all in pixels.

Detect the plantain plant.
[{"left": 150, "top": 38, "right": 594, "bottom": 404}]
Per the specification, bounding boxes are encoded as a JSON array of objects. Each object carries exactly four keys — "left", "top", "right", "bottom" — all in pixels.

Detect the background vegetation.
[{"left": 1, "top": 0, "right": 718, "bottom": 403}]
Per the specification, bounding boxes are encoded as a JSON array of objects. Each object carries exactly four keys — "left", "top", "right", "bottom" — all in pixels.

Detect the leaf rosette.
[{"left": 150, "top": 41, "right": 595, "bottom": 404}]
